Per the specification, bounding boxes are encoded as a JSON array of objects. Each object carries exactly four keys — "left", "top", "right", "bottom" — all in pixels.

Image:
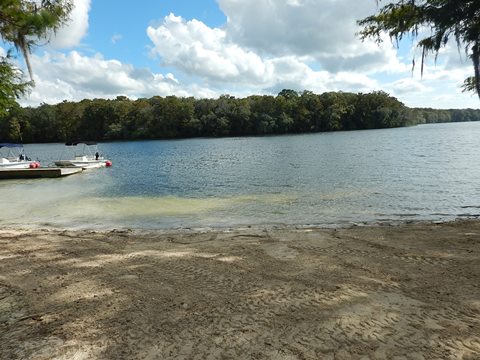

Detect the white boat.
[
  {"left": 0, "top": 143, "right": 40, "bottom": 169},
  {"left": 54, "top": 141, "right": 112, "bottom": 169}
]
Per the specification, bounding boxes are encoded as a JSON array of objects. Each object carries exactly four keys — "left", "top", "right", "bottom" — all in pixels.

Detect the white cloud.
[
  {"left": 48, "top": 0, "right": 91, "bottom": 48},
  {"left": 218, "top": 0, "right": 404, "bottom": 73},
  {"left": 286, "top": 0, "right": 303, "bottom": 7},
  {"left": 385, "top": 53, "right": 477, "bottom": 108},
  {"left": 391, "top": 78, "right": 431, "bottom": 95},
  {"left": 21, "top": 48, "right": 381, "bottom": 107},
  {"left": 202, "top": 0, "right": 476, "bottom": 107},
  {"left": 16, "top": 0, "right": 480, "bottom": 109},
  {"left": 147, "top": 13, "right": 384, "bottom": 95},
  {"left": 20, "top": 51, "right": 217, "bottom": 106},
  {"left": 147, "top": 14, "right": 265, "bottom": 82},
  {"left": 393, "top": 81, "right": 477, "bottom": 109},
  {"left": 111, "top": 34, "right": 123, "bottom": 44}
]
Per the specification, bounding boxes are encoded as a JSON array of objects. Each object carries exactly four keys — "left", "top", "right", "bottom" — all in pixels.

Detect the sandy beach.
[{"left": 0, "top": 220, "right": 479, "bottom": 359}]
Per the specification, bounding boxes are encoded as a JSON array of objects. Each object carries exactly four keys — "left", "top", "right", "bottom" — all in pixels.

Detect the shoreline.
[
  {"left": 1, "top": 219, "right": 479, "bottom": 359},
  {"left": 2, "top": 215, "right": 479, "bottom": 235}
]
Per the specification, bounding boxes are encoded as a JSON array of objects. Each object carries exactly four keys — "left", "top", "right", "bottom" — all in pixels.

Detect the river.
[{"left": 1, "top": 122, "right": 480, "bottom": 230}]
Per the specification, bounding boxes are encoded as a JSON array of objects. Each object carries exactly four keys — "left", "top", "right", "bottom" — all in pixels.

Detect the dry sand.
[{"left": 0, "top": 220, "right": 479, "bottom": 359}]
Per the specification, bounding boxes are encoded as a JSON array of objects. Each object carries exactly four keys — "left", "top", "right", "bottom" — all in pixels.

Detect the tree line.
[{"left": 0, "top": 90, "right": 479, "bottom": 143}]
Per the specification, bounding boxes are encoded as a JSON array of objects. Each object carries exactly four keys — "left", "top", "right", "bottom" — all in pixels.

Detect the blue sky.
[
  {"left": 5, "top": 0, "right": 478, "bottom": 108},
  {"left": 85, "top": 0, "right": 225, "bottom": 67}
]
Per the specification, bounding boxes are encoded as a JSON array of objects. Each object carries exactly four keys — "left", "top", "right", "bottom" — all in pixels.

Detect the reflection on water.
[{"left": 2, "top": 122, "right": 480, "bottom": 229}]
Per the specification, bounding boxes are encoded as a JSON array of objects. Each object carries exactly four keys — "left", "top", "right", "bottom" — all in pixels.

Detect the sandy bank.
[{"left": 0, "top": 220, "right": 479, "bottom": 359}]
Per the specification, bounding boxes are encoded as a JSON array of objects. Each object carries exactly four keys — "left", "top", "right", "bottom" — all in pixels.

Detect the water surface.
[{"left": 2, "top": 122, "right": 480, "bottom": 230}]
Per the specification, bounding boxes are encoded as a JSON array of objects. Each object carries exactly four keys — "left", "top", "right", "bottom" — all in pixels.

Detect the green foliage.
[
  {"left": 7, "top": 115, "right": 21, "bottom": 141},
  {"left": 0, "top": 52, "right": 30, "bottom": 117},
  {"left": 2, "top": 90, "right": 478, "bottom": 143},
  {"left": 358, "top": 0, "right": 480, "bottom": 98},
  {"left": 0, "top": 0, "right": 73, "bottom": 78},
  {"left": 0, "top": 0, "right": 72, "bottom": 116},
  {"left": 412, "top": 107, "right": 480, "bottom": 124}
]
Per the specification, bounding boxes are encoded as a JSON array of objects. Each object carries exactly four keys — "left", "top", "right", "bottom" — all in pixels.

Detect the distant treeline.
[
  {"left": 413, "top": 107, "right": 480, "bottom": 124},
  {"left": 1, "top": 90, "right": 479, "bottom": 143}
]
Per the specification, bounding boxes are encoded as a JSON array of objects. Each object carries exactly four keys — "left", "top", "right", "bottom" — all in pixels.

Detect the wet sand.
[{"left": 0, "top": 220, "right": 479, "bottom": 359}]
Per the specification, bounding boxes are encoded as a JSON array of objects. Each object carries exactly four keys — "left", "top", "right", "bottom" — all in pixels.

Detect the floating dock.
[{"left": 0, "top": 167, "right": 83, "bottom": 179}]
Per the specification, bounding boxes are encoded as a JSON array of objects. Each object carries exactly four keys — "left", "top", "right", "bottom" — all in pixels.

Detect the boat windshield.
[
  {"left": 65, "top": 141, "right": 98, "bottom": 146},
  {"left": 0, "top": 144, "right": 27, "bottom": 160},
  {"left": 0, "top": 143, "right": 24, "bottom": 149},
  {"left": 59, "top": 141, "right": 101, "bottom": 160}
]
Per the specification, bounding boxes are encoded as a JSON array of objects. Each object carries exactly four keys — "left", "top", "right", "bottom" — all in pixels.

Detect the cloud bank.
[
  {"left": 21, "top": 0, "right": 479, "bottom": 109},
  {"left": 48, "top": 0, "right": 91, "bottom": 48}
]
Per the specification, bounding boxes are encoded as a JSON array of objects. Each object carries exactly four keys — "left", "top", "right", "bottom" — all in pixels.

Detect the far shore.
[{"left": 1, "top": 219, "right": 479, "bottom": 359}]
